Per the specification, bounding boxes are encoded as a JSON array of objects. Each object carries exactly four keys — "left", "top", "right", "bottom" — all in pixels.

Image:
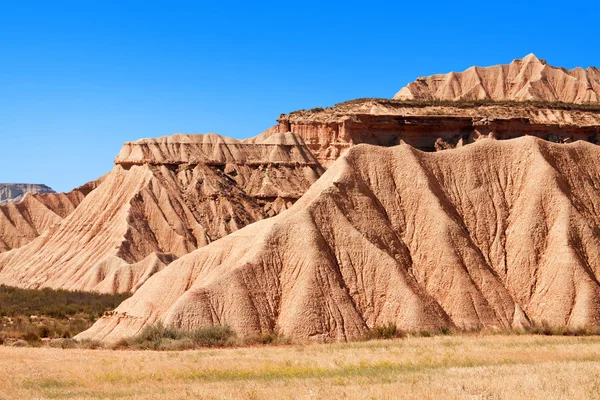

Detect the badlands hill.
[
  {"left": 0, "top": 183, "right": 55, "bottom": 204},
  {"left": 0, "top": 133, "right": 322, "bottom": 294},
  {"left": 81, "top": 136, "right": 600, "bottom": 342},
  {"left": 394, "top": 54, "right": 600, "bottom": 104},
  {"left": 0, "top": 179, "right": 102, "bottom": 253}
]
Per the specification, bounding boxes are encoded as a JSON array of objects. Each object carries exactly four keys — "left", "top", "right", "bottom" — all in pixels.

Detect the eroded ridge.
[
  {"left": 0, "top": 178, "right": 103, "bottom": 253},
  {"left": 79, "top": 136, "right": 600, "bottom": 342},
  {"left": 0, "top": 133, "right": 323, "bottom": 294},
  {"left": 395, "top": 54, "right": 600, "bottom": 104}
]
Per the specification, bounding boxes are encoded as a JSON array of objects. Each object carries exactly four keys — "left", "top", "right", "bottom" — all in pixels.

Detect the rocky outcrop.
[
  {"left": 0, "top": 184, "right": 55, "bottom": 204},
  {"left": 273, "top": 99, "right": 600, "bottom": 165},
  {"left": 80, "top": 136, "right": 600, "bottom": 342},
  {"left": 0, "top": 133, "right": 323, "bottom": 294},
  {"left": 394, "top": 54, "right": 600, "bottom": 104},
  {"left": 0, "top": 179, "right": 103, "bottom": 253}
]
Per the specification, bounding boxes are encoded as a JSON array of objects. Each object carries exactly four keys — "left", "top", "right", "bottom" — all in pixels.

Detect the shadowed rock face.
[
  {"left": 395, "top": 54, "right": 600, "bottom": 104},
  {"left": 0, "top": 179, "right": 103, "bottom": 253},
  {"left": 0, "top": 133, "right": 323, "bottom": 294},
  {"left": 270, "top": 99, "right": 600, "bottom": 166},
  {"left": 0, "top": 184, "right": 55, "bottom": 204},
  {"left": 79, "top": 136, "right": 600, "bottom": 342}
]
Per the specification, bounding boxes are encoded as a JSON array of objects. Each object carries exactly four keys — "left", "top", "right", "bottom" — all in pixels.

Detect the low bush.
[
  {"left": 114, "top": 323, "right": 237, "bottom": 350},
  {"left": 364, "top": 322, "right": 405, "bottom": 340},
  {"left": 21, "top": 331, "right": 41, "bottom": 343},
  {"left": 523, "top": 321, "right": 600, "bottom": 337},
  {"left": 242, "top": 331, "right": 292, "bottom": 346}
]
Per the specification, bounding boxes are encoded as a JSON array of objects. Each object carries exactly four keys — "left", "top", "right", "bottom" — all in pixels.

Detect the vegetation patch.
[
  {"left": 111, "top": 323, "right": 293, "bottom": 351},
  {"left": 0, "top": 285, "right": 130, "bottom": 344},
  {"left": 113, "top": 323, "right": 238, "bottom": 350}
]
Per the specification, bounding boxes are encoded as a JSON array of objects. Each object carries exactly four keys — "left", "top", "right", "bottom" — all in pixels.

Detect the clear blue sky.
[{"left": 1, "top": 0, "right": 598, "bottom": 192}]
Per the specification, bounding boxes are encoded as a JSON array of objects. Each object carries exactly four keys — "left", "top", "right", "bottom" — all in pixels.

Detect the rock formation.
[
  {"left": 80, "top": 136, "right": 600, "bottom": 342},
  {"left": 394, "top": 54, "right": 600, "bottom": 104},
  {"left": 0, "top": 179, "right": 102, "bottom": 253},
  {"left": 0, "top": 184, "right": 55, "bottom": 204},
  {"left": 272, "top": 99, "right": 600, "bottom": 165},
  {"left": 0, "top": 133, "right": 323, "bottom": 294}
]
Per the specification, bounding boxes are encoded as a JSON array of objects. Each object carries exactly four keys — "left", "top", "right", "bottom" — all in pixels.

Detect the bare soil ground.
[{"left": 2, "top": 335, "right": 600, "bottom": 399}]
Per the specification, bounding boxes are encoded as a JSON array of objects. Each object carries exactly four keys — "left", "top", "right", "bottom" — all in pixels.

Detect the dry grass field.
[{"left": 2, "top": 335, "right": 600, "bottom": 399}]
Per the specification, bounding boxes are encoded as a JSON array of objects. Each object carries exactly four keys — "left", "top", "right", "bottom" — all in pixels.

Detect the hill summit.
[{"left": 395, "top": 54, "right": 600, "bottom": 104}]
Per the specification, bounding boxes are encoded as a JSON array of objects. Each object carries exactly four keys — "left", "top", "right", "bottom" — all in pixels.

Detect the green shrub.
[
  {"left": 21, "top": 331, "right": 40, "bottom": 343},
  {"left": 114, "top": 323, "right": 237, "bottom": 350},
  {"left": 243, "top": 331, "right": 291, "bottom": 346},
  {"left": 524, "top": 321, "right": 600, "bottom": 337},
  {"left": 365, "top": 322, "right": 405, "bottom": 340},
  {"left": 191, "top": 325, "right": 236, "bottom": 347},
  {"left": 38, "top": 325, "right": 51, "bottom": 338}
]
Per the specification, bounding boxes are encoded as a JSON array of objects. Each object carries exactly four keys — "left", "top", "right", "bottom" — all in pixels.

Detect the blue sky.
[{"left": 1, "top": 1, "right": 599, "bottom": 192}]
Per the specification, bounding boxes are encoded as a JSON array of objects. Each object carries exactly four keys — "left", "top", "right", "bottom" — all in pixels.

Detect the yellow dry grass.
[{"left": 2, "top": 335, "right": 600, "bottom": 399}]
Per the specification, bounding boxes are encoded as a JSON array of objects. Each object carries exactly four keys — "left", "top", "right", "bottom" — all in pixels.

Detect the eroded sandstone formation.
[
  {"left": 394, "top": 54, "right": 600, "bottom": 104},
  {"left": 272, "top": 99, "right": 600, "bottom": 165},
  {"left": 79, "top": 136, "right": 600, "bottom": 342},
  {"left": 0, "top": 179, "right": 103, "bottom": 253},
  {"left": 0, "top": 133, "right": 323, "bottom": 293}
]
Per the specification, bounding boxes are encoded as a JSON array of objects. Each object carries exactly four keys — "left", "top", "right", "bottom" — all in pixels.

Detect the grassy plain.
[{"left": 2, "top": 335, "right": 600, "bottom": 399}]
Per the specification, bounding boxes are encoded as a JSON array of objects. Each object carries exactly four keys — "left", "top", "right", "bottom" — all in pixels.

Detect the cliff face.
[
  {"left": 394, "top": 54, "right": 600, "bottom": 104},
  {"left": 81, "top": 137, "right": 600, "bottom": 342},
  {"left": 0, "top": 133, "right": 323, "bottom": 294},
  {"left": 274, "top": 99, "right": 600, "bottom": 166},
  {"left": 0, "top": 184, "right": 55, "bottom": 204}
]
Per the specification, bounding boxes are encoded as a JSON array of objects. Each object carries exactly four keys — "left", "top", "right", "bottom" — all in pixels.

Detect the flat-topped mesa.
[
  {"left": 395, "top": 54, "right": 600, "bottom": 104},
  {"left": 0, "top": 184, "right": 55, "bottom": 205},
  {"left": 115, "top": 132, "right": 320, "bottom": 168},
  {"left": 274, "top": 99, "right": 600, "bottom": 166}
]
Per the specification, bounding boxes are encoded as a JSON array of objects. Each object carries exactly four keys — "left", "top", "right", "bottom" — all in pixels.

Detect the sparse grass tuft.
[{"left": 5, "top": 335, "right": 600, "bottom": 399}]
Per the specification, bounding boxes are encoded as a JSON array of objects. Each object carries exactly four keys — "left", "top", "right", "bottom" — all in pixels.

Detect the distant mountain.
[
  {"left": 394, "top": 54, "right": 600, "bottom": 104},
  {"left": 0, "top": 184, "right": 55, "bottom": 204}
]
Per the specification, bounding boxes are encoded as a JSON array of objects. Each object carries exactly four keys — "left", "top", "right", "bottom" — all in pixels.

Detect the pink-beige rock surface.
[
  {"left": 269, "top": 99, "right": 600, "bottom": 166},
  {"left": 0, "top": 133, "right": 323, "bottom": 293},
  {"left": 395, "top": 54, "right": 600, "bottom": 104},
  {"left": 79, "top": 136, "right": 600, "bottom": 342}
]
